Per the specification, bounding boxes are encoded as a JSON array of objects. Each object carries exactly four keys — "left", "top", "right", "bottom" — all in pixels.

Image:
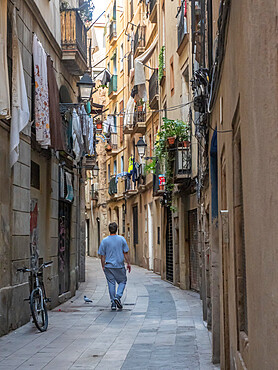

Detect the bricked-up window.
[
  {"left": 31, "top": 161, "right": 40, "bottom": 189},
  {"left": 170, "top": 56, "right": 174, "bottom": 96},
  {"left": 233, "top": 125, "right": 248, "bottom": 336},
  {"left": 119, "top": 100, "right": 124, "bottom": 143}
]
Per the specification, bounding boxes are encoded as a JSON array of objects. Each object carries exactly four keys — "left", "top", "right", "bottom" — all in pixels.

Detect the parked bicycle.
[{"left": 17, "top": 261, "right": 53, "bottom": 332}]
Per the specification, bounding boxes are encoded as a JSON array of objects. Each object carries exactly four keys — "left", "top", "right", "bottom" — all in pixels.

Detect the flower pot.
[
  {"left": 96, "top": 122, "right": 102, "bottom": 130},
  {"left": 159, "top": 184, "right": 165, "bottom": 191},
  {"left": 167, "top": 137, "right": 175, "bottom": 146},
  {"left": 137, "top": 105, "right": 143, "bottom": 112},
  {"left": 183, "top": 140, "right": 190, "bottom": 148},
  {"left": 105, "top": 144, "right": 112, "bottom": 151}
]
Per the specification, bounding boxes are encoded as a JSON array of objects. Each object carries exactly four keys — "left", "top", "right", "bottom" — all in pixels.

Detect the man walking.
[{"left": 98, "top": 222, "right": 131, "bottom": 311}]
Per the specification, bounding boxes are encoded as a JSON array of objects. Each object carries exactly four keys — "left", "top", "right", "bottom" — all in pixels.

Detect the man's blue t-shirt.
[{"left": 98, "top": 235, "right": 129, "bottom": 268}]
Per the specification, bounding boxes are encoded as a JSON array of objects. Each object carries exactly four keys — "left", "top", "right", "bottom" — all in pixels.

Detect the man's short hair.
[{"left": 109, "top": 222, "right": 118, "bottom": 234}]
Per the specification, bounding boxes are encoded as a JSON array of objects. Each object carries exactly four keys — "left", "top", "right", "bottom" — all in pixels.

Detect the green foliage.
[
  {"left": 153, "top": 117, "right": 190, "bottom": 194},
  {"left": 158, "top": 46, "right": 165, "bottom": 82},
  {"left": 144, "top": 159, "right": 156, "bottom": 175}
]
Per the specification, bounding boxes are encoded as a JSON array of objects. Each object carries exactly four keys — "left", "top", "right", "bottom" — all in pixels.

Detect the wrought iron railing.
[
  {"left": 177, "top": 1, "right": 188, "bottom": 48},
  {"left": 109, "top": 20, "right": 117, "bottom": 41},
  {"left": 108, "top": 176, "right": 117, "bottom": 195},
  {"left": 108, "top": 75, "right": 117, "bottom": 95},
  {"left": 134, "top": 26, "right": 146, "bottom": 54},
  {"left": 133, "top": 106, "right": 146, "bottom": 126},
  {"left": 149, "top": 69, "right": 158, "bottom": 104},
  {"left": 60, "top": 10, "right": 87, "bottom": 63},
  {"left": 175, "top": 143, "right": 191, "bottom": 176}
]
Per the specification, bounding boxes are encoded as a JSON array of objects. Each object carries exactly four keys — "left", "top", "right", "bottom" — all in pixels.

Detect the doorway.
[
  {"left": 58, "top": 201, "right": 71, "bottom": 295},
  {"left": 166, "top": 207, "right": 173, "bottom": 282},
  {"left": 147, "top": 203, "right": 153, "bottom": 270},
  {"left": 189, "top": 209, "right": 199, "bottom": 291}
]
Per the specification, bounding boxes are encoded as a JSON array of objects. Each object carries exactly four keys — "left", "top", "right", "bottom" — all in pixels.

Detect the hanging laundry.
[
  {"left": 65, "top": 172, "right": 74, "bottom": 202},
  {"left": 0, "top": 0, "right": 10, "bottom": 118},
  {"left": 47, "top": 56, "right": 65, "bottom": 151},
  {"left": 10, "top": 6, "right": 30, "bottom": 168},
  {"left": 88, "top": 116, "right": 95, "bottom": 155},
  {"left": 124, "top": 96, "right": 136, "bottom": 128},
  {"left": 128, "top": 155, "right": 134, "bottom": 174},
  {"left": 80, "top": 105, "right": 89, "bottom": 154},
  {"left": 72, "top": 108, "right": 84, "bottom": 162},
  {"left": 33, "top": 34, "right": 51, "bottom": 148},
  {"left": 101, "top": 70, "right": 112, "bottom": 86},
  {"left": 134, "top": 34, "right": 158, "bottom": 100}
]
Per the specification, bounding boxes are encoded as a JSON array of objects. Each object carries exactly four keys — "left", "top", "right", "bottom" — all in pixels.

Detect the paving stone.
[{"left": 0, "top": 257, "right": 219, "bottom": 370}]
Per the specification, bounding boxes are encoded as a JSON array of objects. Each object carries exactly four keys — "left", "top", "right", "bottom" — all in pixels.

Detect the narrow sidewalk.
[{"left": 0, "top": 257, "right": 219, "bottom": 369}]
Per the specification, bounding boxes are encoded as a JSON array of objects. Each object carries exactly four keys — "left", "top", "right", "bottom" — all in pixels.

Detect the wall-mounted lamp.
[
  {"left": 77, "top": 72, "right": 95, "bottom": 101},
  {"left": 136, "top": 137, "right": 147, "bottom": 158}
]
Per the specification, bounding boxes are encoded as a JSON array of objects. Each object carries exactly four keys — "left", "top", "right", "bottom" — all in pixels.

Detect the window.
[
  {"left": 121, "top": 155, "right": 124, "bottom": 173},
  {"left": 108, "top": 164, "right": 111, "bottom": 181},
  {"left": 31, "top": 161, "right": 40, "bottom": 190},
  {"left": 120, "top": 43, "right": 124, "bottom": 72},
  {"left": 157, "top": 227, "right": 160, "bottom": 244},
  {"left": 113, "top": 106, "right": 117, "bottom": 133},
  {"left": 144, "top": 206, "right": 148, "bottom": 232},
  {"left": 114, "top": 160, "right": 117, "bottom": 175},
  {"left": 170, "top": 56, "right": 174, "bottom": 96},
  {"left": 119, "top": 100, "right": 124, "bottom": 142}
]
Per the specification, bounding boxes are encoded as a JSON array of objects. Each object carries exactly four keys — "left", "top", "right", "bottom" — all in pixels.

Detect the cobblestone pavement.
[{"left": 0, "top": 258, "right": 220, "bottom": 370}]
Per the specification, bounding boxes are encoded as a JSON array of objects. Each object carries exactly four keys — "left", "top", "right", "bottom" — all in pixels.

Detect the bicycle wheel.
[{"left": 30, "top": 288, "right": 48, "bottom": 332}]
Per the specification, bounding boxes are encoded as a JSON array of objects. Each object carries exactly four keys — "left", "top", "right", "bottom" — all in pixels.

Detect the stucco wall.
[{"left": 210, "top": 0, "right": 278, "bottom": 368}]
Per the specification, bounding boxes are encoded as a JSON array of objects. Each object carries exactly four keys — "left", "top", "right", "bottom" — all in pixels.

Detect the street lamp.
[
  {"left": 136, "top": 137, "right": 147, "bottom": 158},
  {"left": 77, "top": 72, "right": 95, "bottom": 101},
  {"left": 92, "top": 164, "right": 100, "bottom": 177}
]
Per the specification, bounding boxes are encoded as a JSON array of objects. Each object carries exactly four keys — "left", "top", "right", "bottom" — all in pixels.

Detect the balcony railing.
[
  {"left": 149, "top": 69, "right": 159, "bottom": 109},
  {"left": 60, "top": 10, "right": 87, "bottom": 74},
  {"left": 109, "top": 20, "right": 117, "bottom": 41},
  {"left": 108, "top": 75, "right": 117, "bottom": 95},
  {"left": 134, "top": 26, "right": 146, "bottom": 57},
  {"left": 177, "top": 1, "right": 188, "bottom": 53},
  {"left": 133, "top": 107, "right": 146, "bottom": 126},
  {"left": 174, "top": 142, "right": 191, "bottom": 181}
]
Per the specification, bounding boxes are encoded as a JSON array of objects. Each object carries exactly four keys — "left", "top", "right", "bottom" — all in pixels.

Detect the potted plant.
[
  {"left": 136, "top": 98, "right": 144, "bottom": 112},
  {"left": 175, "top": 119, "right": 190, "bottom": 147}
]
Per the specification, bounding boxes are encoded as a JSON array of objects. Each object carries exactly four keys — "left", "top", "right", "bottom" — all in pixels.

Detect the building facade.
[{"left": 0, "top": 0, "right": 92, "bottom": 336}]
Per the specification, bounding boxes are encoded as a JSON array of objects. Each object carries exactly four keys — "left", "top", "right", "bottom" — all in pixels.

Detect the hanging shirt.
[
  {"left": 72, "top": 108, "right": 83, "bottom": 162},
  {"left": 10, "top": 6, "right": 30, "bottom": 167},
  {"left": 33, "top": 34, "right": 51, "bottom": 148}
]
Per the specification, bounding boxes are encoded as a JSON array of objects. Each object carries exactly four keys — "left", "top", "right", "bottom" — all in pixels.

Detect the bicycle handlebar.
[{"left": 17, "top": 261, "right": 53, "bottom": 273}]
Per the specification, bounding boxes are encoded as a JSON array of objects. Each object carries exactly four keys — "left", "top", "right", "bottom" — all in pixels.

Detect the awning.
[{"left": 134, "top": 34, "right": 158, "bottom": 100}]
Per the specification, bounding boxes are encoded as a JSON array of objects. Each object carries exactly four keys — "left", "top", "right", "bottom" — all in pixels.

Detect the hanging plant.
[{"left": 158, "top": 46, "right": 165, "bottom": 83}]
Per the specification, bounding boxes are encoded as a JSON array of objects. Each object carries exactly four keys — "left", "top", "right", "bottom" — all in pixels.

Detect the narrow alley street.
[{"left": 0, "top": 258, "right": 218, "bottom": 370}]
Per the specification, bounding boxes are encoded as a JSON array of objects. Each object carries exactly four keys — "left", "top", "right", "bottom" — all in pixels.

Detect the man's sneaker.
[
  {"left": 111, "top": 302, "right": 116, "bottom": 311},
  {"left": 114, "top": 297, "right": 123, "bottom": 309}
]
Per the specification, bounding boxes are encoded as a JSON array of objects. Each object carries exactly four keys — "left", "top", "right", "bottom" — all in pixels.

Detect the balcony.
[
  {"left": 60, "top": 10, "right": 87, "bottom": 75},
  {"left": 108, "top": 75, "right": 117, "bottom": 97},
  {"left": 149, "top": 69, "right": 159, "bottom": 110},
  {"left": 153, "top": 161, "right": 165, "bottom": 196},
  {"left": 173, "top": 142, "right": 192, "bottom": 183},
  {"left": 177, "top": 1, "right": 189, "bottom": 55},
  {"left": 134, "top": 26, "right": 146, "bottom": 58},
  {"left": 124, "top": 177, "right": 138, "bottom": 197},
  {"left": 149, "top": 0, "right": 157, "bottom": 23},
  {"left": 109, "top": 20, "right": 117, "bottom": 44},
  {"left": 133, "top": 106, "right": 147, "bottom": 134}
]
